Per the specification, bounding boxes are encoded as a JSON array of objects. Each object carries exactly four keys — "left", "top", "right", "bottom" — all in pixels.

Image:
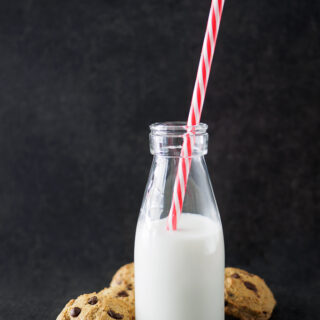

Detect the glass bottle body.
[{"left": 134, "top": 123, "right": 225, "bottom": 320}]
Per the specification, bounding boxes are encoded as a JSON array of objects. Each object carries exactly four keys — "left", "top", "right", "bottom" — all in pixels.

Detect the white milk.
[{"left": 134, "top": 213, "right": 225, "bottom": 320}]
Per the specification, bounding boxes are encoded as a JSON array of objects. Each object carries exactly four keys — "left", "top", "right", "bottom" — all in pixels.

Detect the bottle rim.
[{"left": 150, "top": 122, "right": 208, "bottom": 136}]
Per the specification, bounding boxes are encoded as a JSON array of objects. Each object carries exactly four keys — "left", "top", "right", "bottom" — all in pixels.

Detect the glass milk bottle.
[{"left": 134, "top": 122, "right": 225, "bottom": 320}]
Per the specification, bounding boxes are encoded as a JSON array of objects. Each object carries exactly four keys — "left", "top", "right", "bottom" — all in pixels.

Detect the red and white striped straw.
[{"left": 167, "top": 0, "right": 225, "bottom": 231}]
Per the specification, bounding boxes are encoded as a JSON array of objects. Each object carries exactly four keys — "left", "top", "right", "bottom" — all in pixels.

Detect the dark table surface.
[{"left": 0, "top": 0, "right": 319, "bottom": 319}]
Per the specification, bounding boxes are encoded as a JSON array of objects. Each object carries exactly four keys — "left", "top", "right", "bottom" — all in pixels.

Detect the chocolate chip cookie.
[
  {"left": 57, "top": 293, "right": 132, "bottom": 320},
  {"left": 100, "top": 284, "right": 135, "bottom": 316},
  {"left": 224, "top": 267, "right": 276, "bottom": 320},
  {"left": 110, "top": 263, "right": 134, "bottom": 290}
]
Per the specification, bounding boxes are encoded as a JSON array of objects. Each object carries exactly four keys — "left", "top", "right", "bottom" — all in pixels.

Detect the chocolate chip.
[
  {"left": 231, "top": 273, "right": 240, "bottom": 279},
  {"left": 244, "top": 281, "right": 257, "bottom": 292},
  {"left": 70, "top": 307, "right": 81, "bottom": 317},
  {"left": 88, "top": 296, "right": 98, "bottom": 305},
  {"left": 107, "top": 309, "right": 124, "bottom": 319},
  {"left": 225, "top": 300, "right": 229, "bottom": 306},
  {"left": 126, "top": 284, "right": 133, "bottom": 290},
  {"left": 227, "top": 291, "right": 234, "bottom": 297},
  {"left": 117, "top": 290, "right": 129, "bottom": 297},
  {"left": 263, "top": 311, "right": 268, "bottom": 314}
]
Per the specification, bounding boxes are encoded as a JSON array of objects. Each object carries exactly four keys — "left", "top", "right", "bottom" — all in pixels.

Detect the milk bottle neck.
[
  {"left": 139, "top": 122, "right": 220, "bottom": 222},
  {"left": 149, "top": 122, "right": 208, "bottom": 157}
]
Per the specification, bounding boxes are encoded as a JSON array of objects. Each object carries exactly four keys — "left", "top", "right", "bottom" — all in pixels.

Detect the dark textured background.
[{"left": 0, "top": 0, "right": 319, "bottom": 319}]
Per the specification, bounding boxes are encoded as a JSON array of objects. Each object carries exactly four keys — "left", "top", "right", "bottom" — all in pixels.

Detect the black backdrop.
[{"left": 0, "top": 0, "right": 319, "bottom": 319}]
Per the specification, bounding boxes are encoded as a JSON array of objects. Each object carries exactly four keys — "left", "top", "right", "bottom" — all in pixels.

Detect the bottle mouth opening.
[
  {"left": 150, "top": 122, "right": 208, "bottom": 136},
  {"left": 149, "top": 122, "right": 209, "bottom": 156}
]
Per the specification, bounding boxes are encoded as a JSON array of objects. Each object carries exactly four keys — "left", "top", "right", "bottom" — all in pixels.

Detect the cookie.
[
  {"left": 100, "top": 285, "right": 135, "bottom": 316},
  {"left": 57, "top": 292, "right": 99, "bottom": 320},
  {"left": 224, "top": 267, "right": 276, "bottom": 320},
  {"left": 110, "top": 263, "right": 134, "bottom": 290},
  {"left": 57, "top": 293, "right": 132, "bottom": 320}
]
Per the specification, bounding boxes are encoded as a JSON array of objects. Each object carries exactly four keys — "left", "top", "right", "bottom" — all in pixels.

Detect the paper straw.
[{"left": 167, "top": 0, "right": 226, "bottom": 230}]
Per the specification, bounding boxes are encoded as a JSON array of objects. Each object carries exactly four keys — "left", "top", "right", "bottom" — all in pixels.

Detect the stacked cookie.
[
  {"left": 57, "top": 263, "right": 135, "bottom": 320},
  {"left": 57, "top": 263, "right": 276, "bottom": 320},
  {"left": 225, "top": 267, "right": 276, "bottom": 320}
]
